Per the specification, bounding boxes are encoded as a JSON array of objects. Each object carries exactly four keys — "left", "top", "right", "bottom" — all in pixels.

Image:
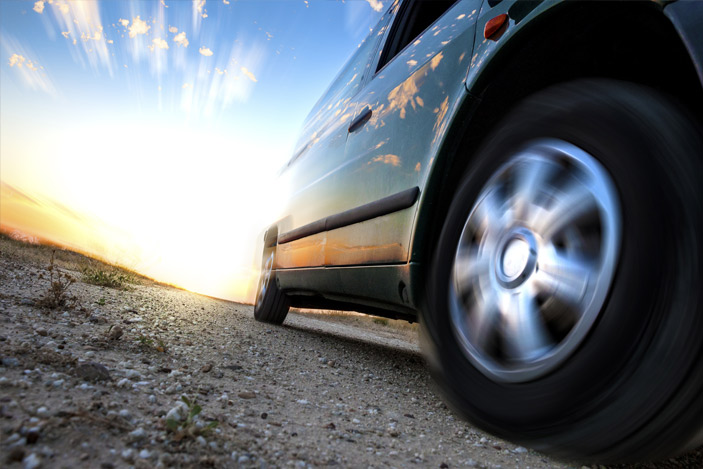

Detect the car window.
[{"left": 377, "top": 0, "right": 458, "bottom": 72}]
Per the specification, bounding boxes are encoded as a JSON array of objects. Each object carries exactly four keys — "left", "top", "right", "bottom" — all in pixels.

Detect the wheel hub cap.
[
  {"left": 496, "top": 228, "right": 537, "bottom": 288},
  {"left": 449, "top": 139, "right": 621, "bottom": 383}
]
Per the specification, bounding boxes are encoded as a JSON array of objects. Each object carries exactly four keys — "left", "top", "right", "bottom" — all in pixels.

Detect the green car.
[{"left": 255, "top": 0, "right": 703, "bottom": 462}]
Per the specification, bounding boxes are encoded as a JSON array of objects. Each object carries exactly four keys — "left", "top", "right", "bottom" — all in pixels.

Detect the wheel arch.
[{"left": 410, "top": 0, "right": 703, "bottom": 297}]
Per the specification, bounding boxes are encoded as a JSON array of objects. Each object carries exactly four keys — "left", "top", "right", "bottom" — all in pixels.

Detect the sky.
[{"left": 0, "top": 0, "right": 386, "bottom": 302}]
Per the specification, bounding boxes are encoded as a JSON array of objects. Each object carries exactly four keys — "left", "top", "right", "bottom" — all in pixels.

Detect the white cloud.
[
  {"left": 129, "top": 16, "right": 150, "bottom": 38},
  {"left": 199, "top": 46, "right": 213, "bottom": 57},
  {"left": 151, "top": 38, "right": 169, "bottom": 50},
  {"left": 240, "top": 66, "right": 257, "bottom": 82},
  {"left": 168, "top": 26, "right": 178, "bottom": 34},
  {"left": 43, "top": 2, "right": 114, "bottom": 75},
  {"left": 366, "top": 0, "right": 383, "bottom": 12},
  {"left": 223, "top": 0, "right": 230, "bottom": 4},
  {"left": 174, "top": 31, "right": 189, "bottom": 47},
  {"left": 195, "top": 0, "right": 207, "bottom": 18},
  {"left": 2, "top": 36, "right": 56, "bottom": 94},
  {"left": 119, "top": 18, "right": 129, "bottom": 27},
  {"left": 33, "top": 1, "right": 45, "bottom": 14}
]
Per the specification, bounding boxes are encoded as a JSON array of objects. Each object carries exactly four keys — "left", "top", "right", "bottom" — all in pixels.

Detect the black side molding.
[{"left": 278, "top": 186, "right": 420, "bottom": 245}]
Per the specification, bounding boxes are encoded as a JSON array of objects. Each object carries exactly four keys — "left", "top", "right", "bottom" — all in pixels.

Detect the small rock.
[
  {"left": 20, "top": 299, "right": 34, "bottom": 306},
  {"left": 26, "top": 428, "right": 40, "bottom": 444},
  {"left": 2, "top": 357, "right": 20, "bottom": 368},
  {"left": 138, "top": 449, "right": 151, "bottom": 459},
  {"left": 324, "top": 422, "right": 336, "bottom": 430},
  {"left": 22, "top": 453, "right": 41, "bottom": 469},
  {"left": 238, "top": 392, "right": 256, "bottom": 399},
  {"left": 36, "top": 407, "right": 49, "bottom": 418},
  {"left": 201, "top": 364, "right": 212, "bottom": 373},
  {"left": 35, "top": 328, "right": 48, "bottom": 337},
  {"left": 7, "top": 447, "right": 25, "bottom": 463},
  {"left": 108, "top": 326, "right": 123, "bottom": 340},
  {"left": 261, "top": 412, "right": 268, "bottom": 419},
  {"left": 117, "top": 378, "right": 130, "bottom": 388},
  {"left": 196, "top": 436, "right": 207, "bottom": 447},
  {"left": 165, "top": 405, "right": 184, "bottom": 422},
  {"left": 118, "top": 409, "right": 131, "bottom": 419},
  {"left": 124, "top": 370, "right": 142, "bottom": 380},
  {"left": 89, "top": 315, "right": 107, "bottom": 324},
  {"left": 128, "top": 428, "right": 147, "bottom": 442},
  {"left": 296, "top": 399, "right": 309, "bottom": 405},
  {"left": 121, "top": 449, "right": 135, "bottom": 463},
  {"left": 76, "top": 362, "right": 111, "bottom": 382}
]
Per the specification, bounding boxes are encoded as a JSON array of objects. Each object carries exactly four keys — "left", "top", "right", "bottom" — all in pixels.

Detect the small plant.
[
  {"left": 97, "top": 297, "right": 106, "bottom": 305},
  {"left": 373, "top": 318, "right": 389, "bottom": 326},
  {"left": 166, "top": 395, "right": 218, "bottom": 441},
  {"left": 135, "top": 334, "right": 168, "bottom": 353},
  {"left": 135, "top": 334, "right": 154, "bottom": 347},
  {"left": 38, "top": 251, "right": 77, "bottom": 309},
  {"left": 81, "top": 267, "right": 134, "bottom": 289}
]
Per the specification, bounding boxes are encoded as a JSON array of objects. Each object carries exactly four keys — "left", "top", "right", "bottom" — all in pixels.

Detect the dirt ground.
[{"left": 1, "top": 235, "right": 701, "bottom": 468}]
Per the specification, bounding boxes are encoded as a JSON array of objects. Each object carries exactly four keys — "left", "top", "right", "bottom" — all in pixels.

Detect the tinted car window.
[{"left": 377, "top": 0, "right": 458, "bottom": 71}]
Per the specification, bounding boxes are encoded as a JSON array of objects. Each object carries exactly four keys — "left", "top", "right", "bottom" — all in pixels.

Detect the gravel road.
[{"left": 1, "top": 237, "right": 701, "bottom": 468}]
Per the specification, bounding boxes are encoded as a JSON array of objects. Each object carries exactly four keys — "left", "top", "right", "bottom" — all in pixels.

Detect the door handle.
[{"left": 348, "top": 106, "right": 373, "bottom": 133}]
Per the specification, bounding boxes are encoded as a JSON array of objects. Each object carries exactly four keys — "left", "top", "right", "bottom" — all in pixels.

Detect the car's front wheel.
[{"left": 423, "top": 80, "right": 702, "bottom": 462}]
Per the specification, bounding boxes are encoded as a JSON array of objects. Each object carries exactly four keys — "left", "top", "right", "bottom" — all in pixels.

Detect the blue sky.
[{"left": 0, "top": 0, "right": 386, "bottom": 301}]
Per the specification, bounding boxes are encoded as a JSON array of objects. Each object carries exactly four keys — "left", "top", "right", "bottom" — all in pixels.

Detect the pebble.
[
  {"left": 35, "top": 328, "right": 48, "bottom": 337},
  {"left": 196, "top": 435, "right": 207, "bottom": 447},
  {"left": 128, "top": 428, "right": 147, "bottom": 442},
  {"left": 201, "top": 364, "right": 212, "bottom": 373},
  {"left": 22, "top": 453, "right": 42, "bottom": 469},
  {"left": 117, "top": 378, "right": 131, "bottom": 388},
  {"left": 36, "top": 407, "right": 49, "bottom": 418},
  {"left": 75, "top": 362, "right": 111, "bottom": 382},
  {"left": 2, "top": 357, "right": 20, "bottom": 368},
  {"left": 7, "top": 447, "right": 25, "bottom": 462},
  {"left": 121, "top": 449, "right": 135, "bottom": 463},
  {"left": 514, "top": 446, "right": 528, "bottom": 454},
  {"left": 118, "top": 409, "right": 131, "bottom": 419},
  {"left": 138, "top": 449, "right": 151, "bottom": 459},
  {"left": 26, "top": 428, "right": 40, "bottom": 444},
  {"left": 165, "top": 406, "right": 183, "bottom": 422},
  {"left": 125, "top": 369, "right": 142, "bottom": 380},
  {"left": 238, "top": 392, "right": 256, "bottom": 399},
  {"left": 108, "top": 326, "right": 123, "bottom": 340}
]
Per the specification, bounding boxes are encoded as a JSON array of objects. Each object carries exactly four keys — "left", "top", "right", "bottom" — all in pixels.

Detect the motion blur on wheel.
[
  {"left": 423, "top": 80, "right": 703, "bottom": 463},
  {"left": 255, "top": 0, "right": 703, "bottom": 463}
]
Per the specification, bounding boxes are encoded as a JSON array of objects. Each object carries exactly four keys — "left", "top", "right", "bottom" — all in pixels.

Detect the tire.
[
  {"left": 423, "top": 80, "right": 703, "bottom": 463},
  {"left": 254, "top": 240, "right": 289, "bottom": 325}
]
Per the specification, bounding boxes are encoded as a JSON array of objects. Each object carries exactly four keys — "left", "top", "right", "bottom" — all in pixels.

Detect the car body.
[{"left": 255, "top": 0, "right": 703, "bottom": 462}]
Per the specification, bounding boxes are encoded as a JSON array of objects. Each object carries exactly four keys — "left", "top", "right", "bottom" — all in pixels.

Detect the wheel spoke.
[
  {"left": 469, "top": 292, "right": 501, "bottom": 351},
  {"left": 511, "top": 157, "right": 557, "bottom": 221},
  {"left": 534, "top": 247, "right": 593, "bottom": 311},
  {"left": 453, "top": 247, "right": 490, "bottom": 298},
  {"left": 501, "top": 292, "right": 551, "bottom": 361},
  {"left": 531, "top": 180, "right": 597, "bottom": 240},
  {"left": 472, "top": 188, "right": 508, "bottom": 237}
]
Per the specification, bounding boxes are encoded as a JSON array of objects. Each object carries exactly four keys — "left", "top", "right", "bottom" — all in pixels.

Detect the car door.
[
  {"left": 324, "top": 0, "right": 482, "bottom": 267},
  {"left": 275, "top": 10, "right": 393, "bottom": 269}
]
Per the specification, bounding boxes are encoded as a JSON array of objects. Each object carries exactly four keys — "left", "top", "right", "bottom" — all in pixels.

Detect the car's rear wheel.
[
  {"left": 254, "top": 241, "right": 289, "bottom": 325},
  {"left": 423, "top": 80, "right": 702, "bottom": 462}
]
